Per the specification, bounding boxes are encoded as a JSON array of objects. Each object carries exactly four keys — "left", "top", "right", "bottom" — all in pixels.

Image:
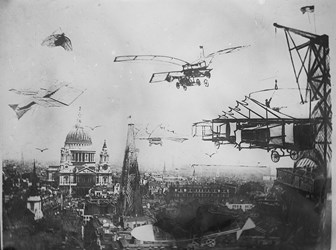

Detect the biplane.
[
  {"left": 192, "top": 91, "right": 316, "bottom": 162},
  {"left": 9, "top": 82, "right": 85, "bottom": 119},
  {"left": 114, "top": 45, "right": 249, "bottom": 91}
]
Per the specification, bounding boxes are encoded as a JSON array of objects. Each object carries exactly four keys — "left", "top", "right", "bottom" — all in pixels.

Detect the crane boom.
[{"left": 273, "top": 23, "right": 328, "bottom": 47}]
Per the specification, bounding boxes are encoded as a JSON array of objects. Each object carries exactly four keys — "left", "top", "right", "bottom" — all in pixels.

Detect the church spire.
[
  {"left": 27, "top": 159, "right": 43, "bottom": 220},
  {"left": 30, "top": 160, "right": 38, "bottom": 196},
  {"left": 163, "top": 162, "right": 167, "bottom": 176}
]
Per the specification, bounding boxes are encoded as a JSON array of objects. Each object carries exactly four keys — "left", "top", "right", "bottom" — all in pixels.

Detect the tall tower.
[
  {"left": 27, "top": 160, "right": 43, "bottom": 220},
  {"left": 97, "top": 140, "right": 112, "bottom": 186},
  {"left": 119, "top": 122, "right": 143, "bottom": 217},
  {"left": 163, "top": 162, "right": 167, "bottom": 177}
]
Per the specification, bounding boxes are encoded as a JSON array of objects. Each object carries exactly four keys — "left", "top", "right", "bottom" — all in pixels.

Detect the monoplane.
[
  {"left": 9, "top": 82, "right": 85, "bottom": 119},
  {"left": 131, "top": 217, "right": 256, "bottom": 248},
  {"left": 114, "top": 45, "right": 249, "bottom": 91},
  {"left": 136, "top": 124, "right": 188, "bottom": 146}
]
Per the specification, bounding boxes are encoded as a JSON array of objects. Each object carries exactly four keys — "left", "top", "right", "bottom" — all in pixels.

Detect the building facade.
[
  {"left": 47, "top": 108, "right": 113, "bottom": 197},
  {"left": 171, "top": 183, "right": 237, "bottom": 202}
]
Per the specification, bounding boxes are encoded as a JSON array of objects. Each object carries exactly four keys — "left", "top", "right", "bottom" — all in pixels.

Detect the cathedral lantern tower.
[{"left": 99, "top": 140, "right": 110, "bottom": 165}]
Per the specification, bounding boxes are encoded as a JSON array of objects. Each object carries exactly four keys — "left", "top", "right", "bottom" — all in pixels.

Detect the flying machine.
[
  {"left": 114, "top": 45, "right": 249, "bottom": 91},
  {"left": 41, "top": 32, "right": 73, "bottom": 51},
  {"left": 136, "top": 124, "right": 188, "bottom": 146},
  {"left": 192, "top": 22, "right": 331, "bottom": 166},
  {"left": 192, "top": 91, "right": 316, "bottom": 162},
  {"left": 9, "top": 82, "right": 85, "bottom": 119},
  {"left": 130, "top": 217, "right": 256, "bottom": 249}
]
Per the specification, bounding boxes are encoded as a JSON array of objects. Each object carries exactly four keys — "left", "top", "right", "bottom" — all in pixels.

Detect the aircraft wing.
[
  {"left": 137, "top": 137, "right": 151, "bottom": 140},
  {"left": 166, "top": 137, "right": 188, "bottom": 143},
  {"left": 150, "top": 71, "right": 184, "bottom": 83},
  {"left": 9, "top": 100, "right": 36, "bottom": 119},
  {"left": 114, "top": 55, "right": 189, "bottom": 66},
  {"left": 42, "top": 81, "right": 69, "bottom": 97},
  {"left": 201, "top": 218, "right": 256, "bottom": 240},
  {"left": 9, "top": 82, "right": 68, "bottom": 97},
  {"left": 206, "top": 45, "right": 250, "bottom": 59},
  {"left": 33, "top": 97, "right": 67, "bottom": 107},
  {"left": 37, "top": 84, "right": 85, "bottom": 107},
  {"left": 9, "top": 88, "right": 39, "bottom": 96}
]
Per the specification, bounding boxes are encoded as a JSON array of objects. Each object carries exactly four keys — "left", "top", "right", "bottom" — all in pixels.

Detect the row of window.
[
  {"left": 174, "top": 193, "right": 227, "bottom": 198},
  {"left": 96, "top": 176, "right": 109, "bottom": 183},
  {"left": 71, "top": 152, "right": 95, "bottom": 162},
  {"left": 174, "top": 188, "right": 231, "bottom": 193},
  {"left": 60, "top": 176, "right": 112, "bottom": 184},
  {"left": 230, "top": 204, "right": 251, "bottom": 209}
]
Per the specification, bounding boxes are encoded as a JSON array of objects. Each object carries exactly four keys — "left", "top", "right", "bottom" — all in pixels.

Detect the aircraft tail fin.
[
  {"left": 9, "top": 104, "right": 31, "bottom": 119},
  {"left": 199, "top": 45, "right": 205, "bottom": 59},
  {"left": 236, "top": 218, "right": 256, "bottom": 240},
  {"left": 8, "top": 104, "right": 18, "bottom": 110}
]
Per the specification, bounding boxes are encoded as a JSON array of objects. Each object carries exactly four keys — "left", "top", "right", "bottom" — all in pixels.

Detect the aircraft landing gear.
[
  {"left": 271, "top": 150, "right": 280, "bottom": 163},
  {"left": 201, "top": 238, "right": 216, "bottom": 248},
  {"left": 271, "top": 149, "right": 299, "bottom": 162},
  {"left": 166, "top": 75, "right": 173, "bottom": 82},
  {"left": 289, "top": 150, "right": 299, "bottom": 160},
  {"left": 204, "top": 79, "right": 209, "bottom": 87},
  {"left": 196, "top": 79, "right": 201, "bottom": 86},
  {"left": 176, "top": 82, "right": 180, "bottom": 89},
  {"left": 183, "top": 85, "right": 187, "bottom": 91}
]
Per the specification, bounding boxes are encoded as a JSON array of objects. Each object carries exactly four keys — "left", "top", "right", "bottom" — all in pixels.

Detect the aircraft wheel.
[
  {"left": 204, "top": 79, "right": 209, "bottom": 87},
  {"left": 207, "top": 239, "right": 216, "bottom": 247},
  {"left": 201, "top": 238, "right": 216, "bottom": 248},
  {"left": 196, "top": 79, "right": 201, "bottom": 86},
  {"left": 166, "top": 75, "right": 173, "bottom": 82},
  {"left": 176, "top": 82, "right": 180, "bottom": 89},
  {"left": 205, "top": 71, "right": 211, "bottom": 78},
  {"left": 183, "top": 86, "right": 187, "bottom": 91},
  {"left": 290, "top": 150, "right": 299, "bottom": 160},
  {"left": 271, "top": 150, "right": 280, "bottom": 163}
]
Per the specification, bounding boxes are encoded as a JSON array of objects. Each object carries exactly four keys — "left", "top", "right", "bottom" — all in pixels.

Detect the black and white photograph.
[{"left": 0, "top": 0, "right": 334, "bottom": 249}]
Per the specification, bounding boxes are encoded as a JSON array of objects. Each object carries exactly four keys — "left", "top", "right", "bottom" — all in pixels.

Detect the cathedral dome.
[
  {"left": 65, "top": 124, "right": 92, "bottom": 146},
  {"left": 64, "top": 107, "right": 92, "bottom": 147}
]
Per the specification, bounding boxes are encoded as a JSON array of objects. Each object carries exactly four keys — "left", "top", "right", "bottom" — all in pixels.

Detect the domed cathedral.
[{"left": 57, "top": 107, "right": 113, "bottom": 197}]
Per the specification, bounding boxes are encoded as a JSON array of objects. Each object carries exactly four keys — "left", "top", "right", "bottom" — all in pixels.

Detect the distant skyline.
[{"left": 1, "top": 0, "right": 335, "bottom": 174}]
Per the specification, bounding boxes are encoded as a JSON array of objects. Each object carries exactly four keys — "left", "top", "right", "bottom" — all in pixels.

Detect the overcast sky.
[{"left": 0, "top": 0, "right": 335, "bottom": 173}]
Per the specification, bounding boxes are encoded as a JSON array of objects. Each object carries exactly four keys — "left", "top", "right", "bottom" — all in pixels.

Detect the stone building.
[
  {"left": 47, "top": 108, "right": 113, "bottom": 197},
  {"left": 171, "top": 183, "right": 237, "bottom": 202}
]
